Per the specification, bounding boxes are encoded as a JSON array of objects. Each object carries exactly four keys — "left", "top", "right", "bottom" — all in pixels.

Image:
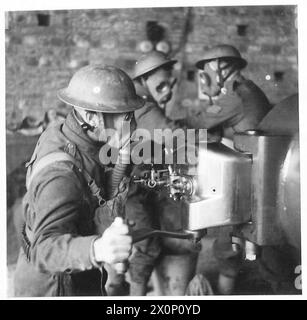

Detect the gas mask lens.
[
  {"left": 156, "top": 81, "right": 171, "bottom": 94},
  {"left": 124, "top": 112, "right": 134, "bottom": 122},
  {"left": 155, "top": 78, "right": 177, "bottom": 94},
  {"left": 199, "top": 71, "right": 211, "bottom": 85}
]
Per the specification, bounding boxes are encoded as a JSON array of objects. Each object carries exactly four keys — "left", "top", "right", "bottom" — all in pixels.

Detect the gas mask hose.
[{"left": 109, "top": 139, "right": 131, "bottom": 198}]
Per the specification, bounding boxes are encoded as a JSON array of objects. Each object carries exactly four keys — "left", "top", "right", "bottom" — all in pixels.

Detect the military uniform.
[
  {"left": 186, "top": 75, "right": 271, "bottom": 138},
  {"left": 134, "top": 96, "right": 181, "bottom": 142},
  {"left": 14, "top": 112, "right": 108, "bottom": 296}
]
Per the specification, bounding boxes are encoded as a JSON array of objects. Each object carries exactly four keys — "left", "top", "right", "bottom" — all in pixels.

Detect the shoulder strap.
[
  {"left": 26, "top": 151, "right": 106, "bottom": 206},
  {"left": 26, "top": 152, "right": 77, "bottom": 190}
]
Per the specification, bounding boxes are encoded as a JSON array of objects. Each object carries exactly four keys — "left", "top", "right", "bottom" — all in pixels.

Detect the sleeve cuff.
[{"left": 90, "top": 236, "right": 104, "bottom": 269}]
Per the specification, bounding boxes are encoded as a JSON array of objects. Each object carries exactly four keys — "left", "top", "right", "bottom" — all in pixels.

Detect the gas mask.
[
  {"left": 74, "top": 108, "right": 136, "bottom": 151},
  {"left": 143, "top": 68, "right": 177, "bottom": 109},
  {"left": 199, "top": 59, "right": 238, "bottom": 99}
]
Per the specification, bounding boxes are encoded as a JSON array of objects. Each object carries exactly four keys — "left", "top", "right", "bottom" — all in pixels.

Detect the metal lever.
[
  {"left": 131, "top": 227, "right": 206, "bottom": 244},
  {"left": 114, "top": 227, "right": 205, "bottom": 274}
]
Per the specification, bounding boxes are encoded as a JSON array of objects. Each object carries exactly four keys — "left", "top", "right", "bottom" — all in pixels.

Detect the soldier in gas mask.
[
  {"left": 185, "top": 45, "right": 272, "bottom": 295},
  {"left": 189, "top": 44, "right": 271, "bottom": 143},
  {"left": 14, "top": 65, "right": 144, "bottom": 296}
]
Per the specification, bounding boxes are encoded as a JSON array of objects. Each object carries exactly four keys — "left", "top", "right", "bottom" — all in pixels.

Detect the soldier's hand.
[{"left": 93, "top": 217, "right": 132, "bottom": 265}]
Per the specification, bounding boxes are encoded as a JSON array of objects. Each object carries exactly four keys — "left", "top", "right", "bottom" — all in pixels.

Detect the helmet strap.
[
  {"left": 216, "top": 59, "right": 225, "bottom": 88},
  {"left": 140, "top": 77, "right": 154, "bottom": 100},
  {"left": 217, "top": 59, "right": 239, "bottom": 86},
  {"left": 140, "top": 77, "right": 149, "bottom": 91}
]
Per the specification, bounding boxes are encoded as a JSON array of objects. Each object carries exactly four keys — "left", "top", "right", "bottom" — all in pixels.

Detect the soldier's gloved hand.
[{"left": 93, "top": 217, "right": 132, "bottom": 265}]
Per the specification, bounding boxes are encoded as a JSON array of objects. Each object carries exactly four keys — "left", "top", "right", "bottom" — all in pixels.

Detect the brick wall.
[{"left": 5, "top": 5, "right": 298, "bottom": 129}]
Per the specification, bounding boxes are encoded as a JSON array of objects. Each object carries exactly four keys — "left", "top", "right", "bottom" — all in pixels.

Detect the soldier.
[
  {"left": 125, "top": 51, "right": 200, "bottom": 296},
  {"left": 132, "top": 50, "right": 183, "bottom": 140},
  {"left": 189, "top": 44, "right": 271, "bottom": 144},
  {"left": 14, "top": 65, "right": 144, "bottom": 296},
  {"left": 186, "top": 45, "right": 272, "bottom": 295}
]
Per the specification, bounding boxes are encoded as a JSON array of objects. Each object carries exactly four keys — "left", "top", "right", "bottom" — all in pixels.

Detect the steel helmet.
[
  {"left": 133, "top": 50, "right": 177, "bottom": 80},
  {"left": 58, "top": 65, "right": 144, "bottom": 113},
  {"left": 195, "top": 44, "right": 247, "bottom": 70}
]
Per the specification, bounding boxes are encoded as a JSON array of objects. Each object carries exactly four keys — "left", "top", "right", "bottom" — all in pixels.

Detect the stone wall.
[{"left": 6, "top": 5, "right": 298, "bottom": 129}]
